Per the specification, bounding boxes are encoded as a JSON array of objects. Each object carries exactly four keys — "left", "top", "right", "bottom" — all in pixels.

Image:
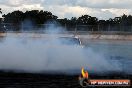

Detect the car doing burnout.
[{"left": 56, "top": 37, "right": 82, "bottom": 46}]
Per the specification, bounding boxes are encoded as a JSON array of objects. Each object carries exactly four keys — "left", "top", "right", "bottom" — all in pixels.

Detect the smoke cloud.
[{"left": 0, "top": 22, "right": 123, "bottom": 75}]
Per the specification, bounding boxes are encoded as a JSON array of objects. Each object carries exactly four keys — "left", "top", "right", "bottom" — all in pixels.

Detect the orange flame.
[{"left": 81, "top": 67, "right": 88, "bottom": 78}]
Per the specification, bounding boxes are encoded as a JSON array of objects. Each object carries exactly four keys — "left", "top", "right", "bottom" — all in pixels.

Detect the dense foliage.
[{"left": 1, "top": 9, "right": 132, "bottom": 31}]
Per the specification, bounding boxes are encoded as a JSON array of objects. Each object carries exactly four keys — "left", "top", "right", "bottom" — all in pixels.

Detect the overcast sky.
[{"left": 0, "top": 0, "right": 132, "bottom": 19}]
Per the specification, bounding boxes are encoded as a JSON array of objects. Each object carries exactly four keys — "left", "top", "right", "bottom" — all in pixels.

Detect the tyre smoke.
[{"left": 0, "top": 22, "right": 123, "bottom": 74}]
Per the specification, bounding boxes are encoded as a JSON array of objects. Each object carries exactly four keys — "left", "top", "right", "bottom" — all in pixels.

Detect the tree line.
[{"left": 1, "top": 9, "right": 132, "bottom": 31}]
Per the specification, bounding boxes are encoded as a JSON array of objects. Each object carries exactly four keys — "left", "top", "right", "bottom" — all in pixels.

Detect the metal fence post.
[
  {"left": 75, "top": 24, "right": 77, "bottom": 35},
  {"left": 98, "top": 25, "right": 99, "bottom": 32},
  {"left": 65, "top": 23, "right": 66, "bottom": 30},
  {"left": 108, "top": 24, "right": 110, "bottom": 31},
  {"left": 131, "top": 25, "right": 132, "bottom": 33},
  {"left": 21, "top": 22, "right": 23, "bottom": 31}
]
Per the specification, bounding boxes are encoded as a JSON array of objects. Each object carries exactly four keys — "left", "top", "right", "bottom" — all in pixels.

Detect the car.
[
  {"left": 30, "top": 35, "right": 83, "bottom": 47},
  {"left": 51, "top": 36, "right": 83, "bottom": 48},
  {"left": 57, "top": 37, "right": 81, "bottom": 45}
]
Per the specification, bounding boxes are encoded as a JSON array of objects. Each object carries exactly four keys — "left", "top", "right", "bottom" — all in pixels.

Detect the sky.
[{"left": 0, "top": 0, "right": 132, "bottom": 19}]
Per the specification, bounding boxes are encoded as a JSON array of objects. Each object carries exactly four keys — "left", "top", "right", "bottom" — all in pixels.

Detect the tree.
[
  {"left": 0, "top": 8, "right": 3, "bottom": 23},
  {"left": 3, "top": 10, "right": 58, "bottom": 24},
  {"left": 3, "top": 10, "right": 24, "bottom": 23},
  {"left": 77, "top": 15, "right": 98, "bottom": 25},
  {"left": 120, "top": 14, "right": 128, "bottom": 25},
  {"left": 0, "top": 8, "right": 2, "bottom": 14},
  {"left": 70, "top": 17, "right": 77, "bottom": 26},
  {"left": 3, "top": 10, "right": 58, "bottom": 31},
  {"left": 23, "top": 10, "right": 58, "bottom": 24}
]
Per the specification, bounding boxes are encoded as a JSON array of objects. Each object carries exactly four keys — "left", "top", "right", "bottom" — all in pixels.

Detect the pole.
[
  {"left": 74, "top": 24, "right": 77, "bottom": 36},
  {"left": 98, "top": 25, "right": 100, "bottom": 32},
  {"left": 65, "top": 23, "right": 66, "bottom": 30}
]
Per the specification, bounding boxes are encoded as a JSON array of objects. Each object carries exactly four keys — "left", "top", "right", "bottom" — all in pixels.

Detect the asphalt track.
[{"left": 0, "top": 33, "right": 131, "bottom": 88}]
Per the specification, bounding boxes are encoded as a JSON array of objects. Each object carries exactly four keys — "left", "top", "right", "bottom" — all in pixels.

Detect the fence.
[{"left": 1, "top": 23, "right": 132, "bottom": 34}]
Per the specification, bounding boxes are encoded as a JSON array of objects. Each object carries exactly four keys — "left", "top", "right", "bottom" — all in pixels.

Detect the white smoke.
[{"left": 0, "top": 22, "right": 122, "bottom": 74}]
